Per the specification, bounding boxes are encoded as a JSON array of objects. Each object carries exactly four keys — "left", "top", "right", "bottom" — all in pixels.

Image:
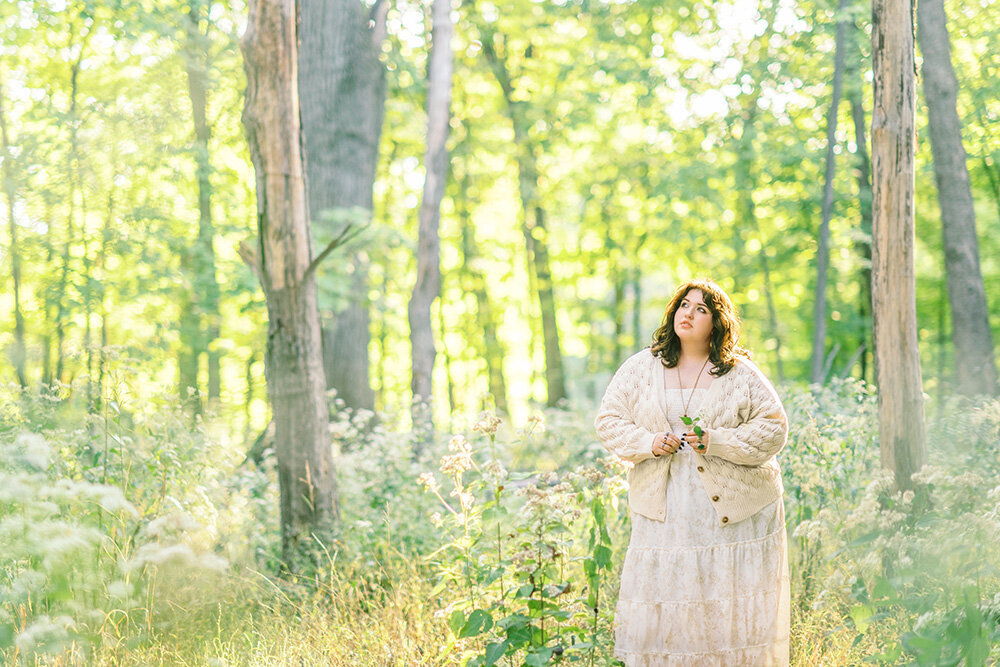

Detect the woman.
[{"left": 595, "top": 278, "right": 789, "bottom": 666}]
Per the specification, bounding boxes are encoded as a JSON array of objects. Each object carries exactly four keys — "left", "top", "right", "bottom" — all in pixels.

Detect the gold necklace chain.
[{"left": 676, "top": 356, "right": 710, "bottom": 418}]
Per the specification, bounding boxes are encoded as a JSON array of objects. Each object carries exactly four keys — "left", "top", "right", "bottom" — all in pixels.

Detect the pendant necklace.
[{"left": 677, "top": 356, "right": 711, "bottom": 419}]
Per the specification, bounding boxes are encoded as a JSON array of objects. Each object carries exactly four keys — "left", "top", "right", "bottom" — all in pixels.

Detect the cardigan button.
[
  {"left": 697, "top": 466, "right": 705, "bottom": 473},
  {"left": 721, "top": 516, "right": 729, "bottom": 524},
  {"left": 712, "top": 495, "right": 719, "bottom": 502}
]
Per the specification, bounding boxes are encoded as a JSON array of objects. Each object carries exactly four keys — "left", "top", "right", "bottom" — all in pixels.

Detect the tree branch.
[{"left": 304, "top": 223, "right": 363, "bottom": 279}]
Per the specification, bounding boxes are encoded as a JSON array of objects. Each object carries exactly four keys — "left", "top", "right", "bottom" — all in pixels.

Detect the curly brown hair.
[{"left": 650, "top": 278, "right": 750, "bottom": 376}]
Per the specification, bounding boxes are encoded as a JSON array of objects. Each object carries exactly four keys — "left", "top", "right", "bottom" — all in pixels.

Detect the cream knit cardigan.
[{"left": 595, "top": 349, "right": 787, "bottom": 526}]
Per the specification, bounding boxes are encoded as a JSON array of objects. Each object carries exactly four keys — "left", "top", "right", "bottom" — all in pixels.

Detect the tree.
[
  {"left": 241, "top": 0, "right": 338, "bottom": 565},
  {"left": 409, "top": 0, "right": 454, "bottom": 442},
  {"left": 0, "top": 76, "right": 26, "bottom": 389},
  {"left": 298, "top": 0, "right": 388, "bottom": 415},
  {"left": 476, "top": 13, "right": 567, "bottom": 407},
  {"left": 811, "top": 0, "right": 849, "bottom": 385},
  {"left": 917, "top": 0, "right": 998, "bottom": 397},
  {"left": 871, "top": 0, "right": 926, "bottom": 489},
  {"left": 178, "top": 0, "right": 224, "bottom": 409}
]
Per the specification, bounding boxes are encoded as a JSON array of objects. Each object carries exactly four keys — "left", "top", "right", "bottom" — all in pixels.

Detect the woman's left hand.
[{"left": 681, "top": 430, "right": 709, "bottom": 452}]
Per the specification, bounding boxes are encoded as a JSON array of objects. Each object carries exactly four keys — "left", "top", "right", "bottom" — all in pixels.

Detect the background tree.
[
  {"left": 917, "top": 0, "right": 998, "bottom": 397},
  {"left": 241, "top": 0, "right": 338, "bottom": 565},
  {"left": 871, "top": 0, "right": 926, "bottom": 489},
  {"left": 409, "top": 0, "right": 454, "bottom": 442},
  {"left": 298, "top": 0, "right": 389, "bottom": 415}
]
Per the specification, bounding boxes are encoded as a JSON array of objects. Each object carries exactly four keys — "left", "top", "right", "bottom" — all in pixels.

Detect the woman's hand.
[
  {"left": 652, "top": 431, "right": 684, "bottom": 457},
  {"left": 681, "top": 430, "right": 710, "bottom": 452}
]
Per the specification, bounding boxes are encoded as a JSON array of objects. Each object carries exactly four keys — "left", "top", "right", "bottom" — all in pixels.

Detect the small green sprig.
[{"left": 680, "top": 416, "right": 705, "bottom": 450}]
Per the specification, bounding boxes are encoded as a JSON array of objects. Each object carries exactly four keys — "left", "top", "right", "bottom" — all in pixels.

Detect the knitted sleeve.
[
  {"left": 704, "top": 362, "right": 787, "bottom": 467},
  {"left": 594, "top": 353, "right": 658, "bottom": 464}
]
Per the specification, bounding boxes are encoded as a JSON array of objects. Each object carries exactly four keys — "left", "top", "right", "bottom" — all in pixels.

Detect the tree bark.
[
  {"left": 917, "top": 0, "right": 998, "bottom": 396},
  {"left": 871, "top": 0, "right": 926, "bottom": 489},
  {"left": 811, "top": 0, "right": 849, "bottom": 385},
  {"left": 242, "top": 0, "right": 338, "bottom": 566},
  {"left": 297, "top": 0, "right": 388, "bottom": 414},
  {"left": 0, "top": 77, "right": 27, "bottom": 389},
  {"left": 408, "top": 0, "right": 453, "bottom": 443}
]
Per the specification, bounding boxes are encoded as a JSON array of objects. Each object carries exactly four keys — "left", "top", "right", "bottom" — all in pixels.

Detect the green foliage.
[{"left": 417, "top": 411, "right": 627, "bottom": 665}]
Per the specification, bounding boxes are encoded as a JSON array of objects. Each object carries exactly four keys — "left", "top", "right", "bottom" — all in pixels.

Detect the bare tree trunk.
[
  {"left": 456, "top": 155, "right": 509, "bottom": 415},
  {"left": 811, "top": 0, "right": 849, "bottom": 385},
  {"left": 917, "top": 0, "right": 998, "bottom": 396},
  {"left": 0, "top": 77, "right": 26, "bottom": 389},
  {"left": 478, "top": 26, "right": 567, "bottom": 407},
  {"left": 845, "top": 18, "right": 874, "bottom": 383},
  {"left": 184, "top": 5, "right": 223, "bottom": 403},
  {"left": 734, "top": 95, "right": 785, "bottom": 382},
  {"left": 871, "top": 0, "right": 926, "bottom": 489},
  {"left": 242, "top": 0, "right": 338, "bottom": 567},
  {"left": 298, "top": 0, "right": 388, "bottom": 414},
  {"left": 409, "top": 0, "right": 453, "bottom": 443}
]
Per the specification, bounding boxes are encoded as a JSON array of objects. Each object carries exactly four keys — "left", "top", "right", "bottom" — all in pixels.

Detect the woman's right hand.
[{"left": 652, "top": 431, "right": 683, "bottom": 457}]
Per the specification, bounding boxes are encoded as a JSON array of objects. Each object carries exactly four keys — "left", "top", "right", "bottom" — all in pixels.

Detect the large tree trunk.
[
  {"left": 0, "top": 77, "right": 27, "bottom": 389},
  {"left": 917, "top": 0, "right": 998, "bottom": 397},
  {"left": 184, "top": 5, "right": 223, "bottom": 403},
  {"left": 871, "top": 0, "right": 926, "bottom": 489},
  {"left": 408, "top": 0, "right": 453, "bottom": 443},
  {"left": 242, "top": 0, "right": 337, "bottom": 567},
  {"left": 811, "top": 0, "right": 849, "bottom": 385},
  {"left": 297, "top": 0, "right": 388, "bottom": 414}
]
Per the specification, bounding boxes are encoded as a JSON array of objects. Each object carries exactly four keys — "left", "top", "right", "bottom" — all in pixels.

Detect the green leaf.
[
  {"left": 484, "top": 640, "right": 509, "bottom": 665},
  {"left": 525, "top": 647, "right": 555, "bottom": 666},
  {"left": 460, "top": 609, "right": 493, "bottom": 638},
  {"left": 593, "top": 544, "right": 612, "bottom": 568},
  {"left": 448, "top": 609, "right": 466, "bottom": 637},
  {"left": 850, "top": 604, "right": 874, "bottom": 633},
  {"left": 680, "top": 415, "right": 693, "bottom": 425}
]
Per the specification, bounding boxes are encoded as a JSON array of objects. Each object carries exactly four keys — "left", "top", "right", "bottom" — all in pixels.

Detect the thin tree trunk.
[
  {"left": 184, "top": 5, "right": 223, "bottom": 403},
  {"left": 917, "top": 0, "right": 998, "bottom": 396},
  {"left": 456, "top": 155, "right": 509, "bottom": 415},
  {"left": 437, "top": 295, "right": 455, "bottom": 425},
  {"left": 734, "top": 96, "right": 785, "bottom": 382},
  {"left": 811, "top": 0, "right": 849, "bottom": 385},
  {"left": 846, "top": 19, "right": 874, "bottom": 383},
  {"left": 409, "top": 0, "right": 453, "bottom": 443},
  {"left": 242, "top": 0, "right": 338, "bottom": 566},
  {"left": 479, "top": 26, "right": 567, "bottom": 407},
  {"left": 871, "top": 0, "right": 926, "bottom": 489},
  {"left": 0, "top": 77, "right": 26, "bottom": 389},
  {"left": 298, "top": 0, "right": 388, "bottom": 414}
]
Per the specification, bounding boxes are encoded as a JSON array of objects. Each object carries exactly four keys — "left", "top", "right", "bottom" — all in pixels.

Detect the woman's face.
[{"left": 673, "top": 289, "right": 714, "bottom": 345}]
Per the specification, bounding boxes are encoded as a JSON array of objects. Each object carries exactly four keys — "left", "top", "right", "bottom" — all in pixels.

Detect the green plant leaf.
[
  {"left": 448, "top": 609, "right": 466, "bottom": 637},
  {"left": 525, "top": 647, "right": 555, "bottom": 666},
  {"left": 460, "top": 609, "right": 493, "bottom": 638},
  {"left": 850, "top": 604, "right": 874, "bottom": 633},
  {"left": 593, "top": 544, "right": 612, "bottom": 568},
  {"left": 484, "top": 640, "right": 509, "bottom": 665}
]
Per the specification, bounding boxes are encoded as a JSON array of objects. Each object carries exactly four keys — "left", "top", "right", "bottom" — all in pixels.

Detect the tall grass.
[{"left": 2, "top": 379, "right": 999, "bottom": 665}]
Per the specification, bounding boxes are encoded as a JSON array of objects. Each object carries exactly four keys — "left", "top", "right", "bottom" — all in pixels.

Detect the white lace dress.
[{"left": 613, "top": 387, "right": 790, "bottom": 666}]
